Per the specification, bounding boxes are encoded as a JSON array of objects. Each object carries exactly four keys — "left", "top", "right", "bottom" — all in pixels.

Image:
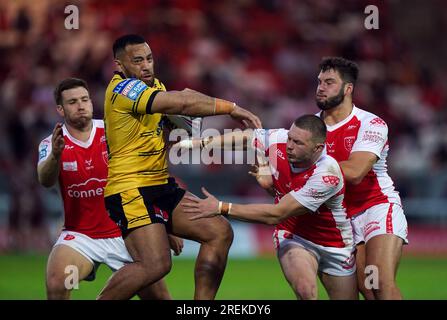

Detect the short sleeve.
[
  {"left": 289, "top": 167, "right": 343, "bottom": 213},
  {"left": 351, "top": 117, "right": 388, "bottom": 158},
  {"left": 37, "top": 137, "right": 52, "bottom": 166},
  {"left": 112, "top": 79, "right": 161, "bottom": 114},
  {"left": 251, "top": 129, "right": 288, "bottom": 155}
]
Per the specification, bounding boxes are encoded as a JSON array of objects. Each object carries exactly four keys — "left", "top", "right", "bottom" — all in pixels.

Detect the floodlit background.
[{"left": 0, "top": 0, "right": 446, "bottom": 299}]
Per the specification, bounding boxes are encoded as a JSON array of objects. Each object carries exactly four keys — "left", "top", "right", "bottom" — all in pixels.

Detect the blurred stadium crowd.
[{"left": 0, "top": 0, "right": 446, "bottom": 251}]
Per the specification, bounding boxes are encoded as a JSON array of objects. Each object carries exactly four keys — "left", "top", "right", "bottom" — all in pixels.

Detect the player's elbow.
[
  {"left": 38, "top": 173, "right": 55, "bottom": 188},
  {"left": 345, "top": 172, "right": 365, "bottom": 185},
  {"left": 265, "top": 210, "right": 285, "bottom": 225}
]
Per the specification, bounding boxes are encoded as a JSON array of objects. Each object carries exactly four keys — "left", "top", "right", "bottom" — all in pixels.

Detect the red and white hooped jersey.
[
  {"left": 37, "top": 119, "right": 121, "bottom": 239},
  {"left": 252, "top": 129, "right": 353, "bottom": 248},
  {"left": 317, "top": 106, "right": 401, "bottom": 218}
]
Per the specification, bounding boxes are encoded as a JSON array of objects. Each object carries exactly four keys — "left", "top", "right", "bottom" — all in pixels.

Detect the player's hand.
[
  {"left": 230, "top": 105, "right": 262, "bottom": 129},
  {"left": 51, "top": 123, "right": 65, "bottom": 159},
  {"left": 168, "top": 234, "right": 184, "bottom": 256},
  {"left": 183, "top": 187, "right": 220, "bottom": 221},
  {"left": 248, "top": 164, "right": 273, "bottom": 190}
]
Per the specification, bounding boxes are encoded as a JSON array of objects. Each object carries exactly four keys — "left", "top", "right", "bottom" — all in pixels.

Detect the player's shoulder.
[
  {"left": 153, "top": 78, "right": 166, "bottom": 91},
  {"left": 354, "top": 106, "right": 388, "bottom": 129},
  {"left": 39, "top": 133, "right": 53, "bottom": 147},
  {"left": 261, "top": 128, "right": 289, "bottom": 147},
  {"left": 316, "top": 153, "right": 343, "bottom": 177}
]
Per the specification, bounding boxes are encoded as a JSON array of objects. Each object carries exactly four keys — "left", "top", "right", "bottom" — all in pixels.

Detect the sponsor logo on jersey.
[
  {"left": 100, "top": 135, "right": 106, "bottom": 143},
  {"left": 85, "top": 159, "right": 94, "bottom": 170},
  {"left": 67, "top": 177, "right": 107, "bottom": 198},
  {"left": 362, "top": 130, "right": 385, "bottom": 144},
  {"left": 344, "top": 136, "right": 356, "bottom": 151},
  {"left": 63, "top": 234, "right": 75, "bottom": 241},
  {"left": 304, "top": 187, "right": 326, "bottom": 199},
  {"left": 64, "top": 145, "right": 74, "bottom": 150},
  {"left": 369, "top": 117, "right": 387, "bottom": 127},
  {"left": 276, "top": 149, "right": 285, "bottom": 160},
  {"left": 114, "top": 79, "right": 147, "bottom": 101},
  {"left": 322, "top": 175, "right": 340, "bottom": 186},
  {"left": 63, "top": 161, "right": 78, "bottom": 171},
  {"left": 113, "top": 78, "right": 133, "bottom": 94},
  {"left": 347, "top": 124, "right": 358, "bottom": 130}
]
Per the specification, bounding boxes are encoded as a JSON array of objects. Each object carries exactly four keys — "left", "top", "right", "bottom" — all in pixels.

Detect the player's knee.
[
  {"left": 293, "top": 281, "right": 317, "bottom": 300},
  {"left": 46, "top": 273, "right": 70, "bottom": 296},
  {"left": 209, "top": 218, "right": 234, "bottom": 248},
  {"left": 373, "top": 279, "right": 399, "bottom": 299},
  {"left": 141, "top": 256, "right": 172, "bottom": 283}
]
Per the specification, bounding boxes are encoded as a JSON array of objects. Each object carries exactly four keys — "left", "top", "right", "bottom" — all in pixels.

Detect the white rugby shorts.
[
  {"left": 350, "top": 203, "right": 408, "bottom": 245},
  {"left": 54, "top": 230, "right": 132, "bottom": 281},
  {"left": 273, "top": 229, "right": 356, "bottom": 276}
]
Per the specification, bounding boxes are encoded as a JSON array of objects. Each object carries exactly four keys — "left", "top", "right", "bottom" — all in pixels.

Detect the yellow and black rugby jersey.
[{"left": 104, "top": 72, "right": 169, "bottom": 196}]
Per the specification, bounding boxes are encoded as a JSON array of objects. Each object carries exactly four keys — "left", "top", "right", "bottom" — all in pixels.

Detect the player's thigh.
[
  {"left": 365, "top": 234, "right": 403, "bottom": 280},
  {"left": 124, "top": 223, "right": 171, "bottom": 267},
  {"left": 319, "top": 272, "right": 358, "bottom": 300},
  {"left": 278, "top": 244, "right": 319, "bottom": 288},
  {"left": 46, "top": 244, "right": 94, "bottom": 283},
  {"left": 170, "top": 191, "right": 233, "bottom": 243}
]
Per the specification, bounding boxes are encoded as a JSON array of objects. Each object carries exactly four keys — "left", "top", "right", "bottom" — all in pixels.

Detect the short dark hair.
[
  {"left": 319, "top": 57, "right": 359, "bottom": 86},
  {"left": 294, "top": 115, "right": 327, "bottom": 144},
  {"left": 54, "top": 78, "right": 89, "bottom": 105},
  {"left": 113, "top": 34, "right": 146, "bottom": 58}
]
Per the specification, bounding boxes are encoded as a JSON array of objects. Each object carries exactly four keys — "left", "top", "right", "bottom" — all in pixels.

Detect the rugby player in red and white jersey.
[
  {"left": 315, "top": 57, "right": 408, "bottom": 300},
  {"left": 37, "top": 78, "right": 181, "bottom": 299},
  {"left": 177, "top": 115, "right": 358, "bottom": 300}
]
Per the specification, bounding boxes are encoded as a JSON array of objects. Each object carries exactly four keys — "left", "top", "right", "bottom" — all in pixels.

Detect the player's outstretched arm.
[
  {"left": 173, "top": 129, "right": 255, "bottom": 151},
  {"left": 184, "top": 187, "right": 310, "bottom": 225},
  {"left": 151, "top": 88, "right": 262, "bottom": 129},
  {"left": 37, "top": 123, "right": 65, "bottom": 188}
]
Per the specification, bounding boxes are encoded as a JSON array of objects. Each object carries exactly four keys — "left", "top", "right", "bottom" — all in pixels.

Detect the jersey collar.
[
  {"left": 62, "top": 121, "right": 97, "bottom": 149},
  {"left": 323, "top": 105, "right": 359, "bottom": 132}
]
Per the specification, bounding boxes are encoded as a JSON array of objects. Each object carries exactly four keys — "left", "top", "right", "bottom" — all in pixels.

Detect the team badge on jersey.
[{"left": 344, "top": 136, "right": 355, "bottom": 151}]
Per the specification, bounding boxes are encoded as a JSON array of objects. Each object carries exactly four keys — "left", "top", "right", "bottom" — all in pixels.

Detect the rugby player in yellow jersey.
[{"left": 98, "top": 34, "right": 262, "bottom": 300}]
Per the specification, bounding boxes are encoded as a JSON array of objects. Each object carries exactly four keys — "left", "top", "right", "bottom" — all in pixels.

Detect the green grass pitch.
[{"left": 0, "top": 254, "right": 446, "bottom": 299}]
